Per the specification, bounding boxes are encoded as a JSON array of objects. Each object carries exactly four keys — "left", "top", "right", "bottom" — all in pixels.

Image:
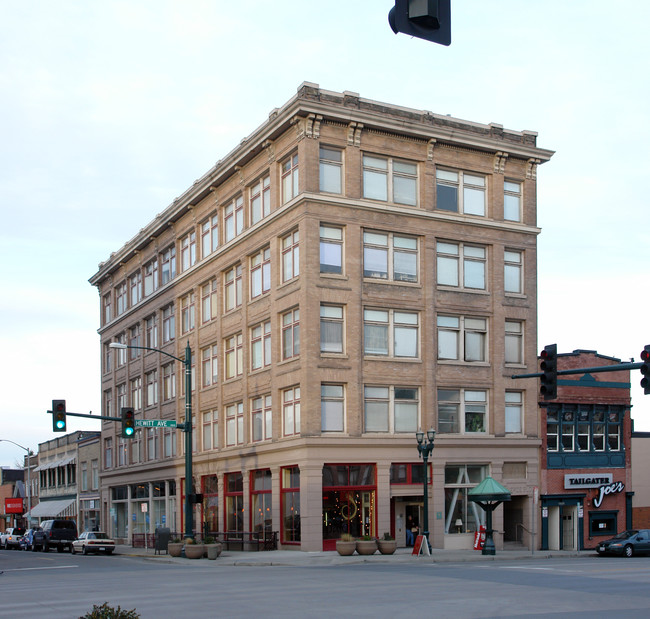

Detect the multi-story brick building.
[
  {"left": 539, "top": 350, "right": 632, "bottom": 551},
  {"left": 89, "top": 83, "right": 553, "bottom": 551}
]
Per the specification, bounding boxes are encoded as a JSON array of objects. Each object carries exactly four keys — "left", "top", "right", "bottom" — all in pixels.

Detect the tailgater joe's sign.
[{"left": 5, "top": 498, "right": 24, "bottom": 514}]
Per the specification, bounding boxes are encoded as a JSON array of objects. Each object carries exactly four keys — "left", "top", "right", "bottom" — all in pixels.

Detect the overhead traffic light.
[
  {"left": 539, "top": 344, "right": 558, "bottom": 400},
  {"left": 641, "top": 345, "right": 650, "bottom": 395},
  {"left": 388, "top": 0, "right": 451, "bottom": 46},
  {"left": 52, "top": 400, "right": 67, "bottom": 432},
  {"left": 121, "top": 407, "right": 135, "bottom": 438}
]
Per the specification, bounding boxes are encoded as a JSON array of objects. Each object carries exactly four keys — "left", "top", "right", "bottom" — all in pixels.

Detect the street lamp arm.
[
  {"left": 109, "top": 342, "right": 186, "bottom": 364},
  {"left": 0, "top": 439, "right": 32, "bottom": 455}
]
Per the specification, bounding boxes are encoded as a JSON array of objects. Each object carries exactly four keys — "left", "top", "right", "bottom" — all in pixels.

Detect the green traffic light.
[{"left": 124, "top": 426, "right": 134, "bottom": 437}]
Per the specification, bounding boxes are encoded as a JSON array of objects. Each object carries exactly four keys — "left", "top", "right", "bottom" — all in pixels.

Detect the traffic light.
[
  {"left": 121, "top": 407, "right": 135, "bottom": 438},
  {"left": 539, "top": 344, "right": 558, "bottom": 400},
  {"left": 52, "top": 400, "right": 67, "bottom": 432},
  {"left": 388, "top": 0, "right": 451, "bottom": 46},
  {"left": 641, "top": 345, "right": 650, "bottom": 395}
]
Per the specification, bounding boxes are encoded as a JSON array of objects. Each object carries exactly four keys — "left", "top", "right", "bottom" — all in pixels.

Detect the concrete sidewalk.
[{"left": 116, "top": 544, "right": 594, "bottom": 567}]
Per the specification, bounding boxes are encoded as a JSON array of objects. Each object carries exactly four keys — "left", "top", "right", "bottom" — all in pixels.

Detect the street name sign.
[{"left": 135, "top": 419, "right": 177, "bottom": 428}]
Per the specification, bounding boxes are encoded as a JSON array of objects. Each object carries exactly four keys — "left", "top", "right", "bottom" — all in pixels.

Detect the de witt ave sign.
[{"left": 135, "top": 419, "right": 177, "bottom": 428}]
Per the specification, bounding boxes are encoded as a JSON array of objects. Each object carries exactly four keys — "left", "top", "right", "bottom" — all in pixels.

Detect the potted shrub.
[
  {"left": 204, "top": 536, "right": 222, "bottom": 560},
  {"left": 335, "top": 532, "right": 356, "bottom": 556},
  {"left": 168, "top": 538, "right": 183, "bottom": 557},
  {"left": 355, "top": 535, "right": 377, "bottom": 555},
  {"left": 378, "top": 532, "right": 397, "bottom": 555},
  {"left": 183, "top": 537, "right": 205, "bottom": 559}
]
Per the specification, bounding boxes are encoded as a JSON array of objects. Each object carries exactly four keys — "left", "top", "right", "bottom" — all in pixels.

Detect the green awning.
[{"left": 468, "top": 477, "right": 511, "bottom": 503}]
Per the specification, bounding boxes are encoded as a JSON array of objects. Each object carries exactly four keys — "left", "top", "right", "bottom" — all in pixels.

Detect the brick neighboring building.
[
  {"left": 631, "top": 431, "right": 650, "bottom": 529},
  {"left": 540, "top": 350, "right": 632, "bottom": 551},
  {"left": 89, "top": 83, "right": 553, "bottom": 551}
]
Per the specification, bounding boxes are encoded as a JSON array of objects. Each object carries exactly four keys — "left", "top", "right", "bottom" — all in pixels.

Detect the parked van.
[{"left": 41, "top": 519, "right": 77, "bottom": 552}]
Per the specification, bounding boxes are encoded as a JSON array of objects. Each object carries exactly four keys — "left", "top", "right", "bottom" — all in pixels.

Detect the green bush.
[{"left": 80, "top": 602, "right": 140, "bottom": 618}]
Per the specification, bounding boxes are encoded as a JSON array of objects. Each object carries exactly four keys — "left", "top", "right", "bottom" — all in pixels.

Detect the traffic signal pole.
[{"left": 512, "top": 360, "right": 645, "bottom": 381}]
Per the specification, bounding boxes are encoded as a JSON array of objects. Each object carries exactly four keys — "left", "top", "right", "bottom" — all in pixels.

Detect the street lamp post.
[
  {"left": 110, "top": 340, "right": 194, "bottom": 539},
  {"left": 416, "top": 429, "right": 435, "bottom": 547},
  {"left": 0, "top": 439, "right": 33, "bottom": 528}
]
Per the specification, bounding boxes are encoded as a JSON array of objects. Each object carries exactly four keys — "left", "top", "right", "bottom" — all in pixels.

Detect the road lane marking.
[{"left": 1, "top": 566, "right": 78, "bottom": 572}]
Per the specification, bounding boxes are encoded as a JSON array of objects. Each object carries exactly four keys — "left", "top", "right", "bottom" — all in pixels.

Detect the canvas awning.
[
  {"left": 33, "top": 456, "right": 76, "bottom": 472},
  {"left": 24, "top": 498, "right": 76, "bottom": 519}
]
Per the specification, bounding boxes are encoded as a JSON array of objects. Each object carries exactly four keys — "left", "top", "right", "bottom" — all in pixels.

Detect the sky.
[{"left": 2, "top": 0, "right": 649, "bottom": 466}]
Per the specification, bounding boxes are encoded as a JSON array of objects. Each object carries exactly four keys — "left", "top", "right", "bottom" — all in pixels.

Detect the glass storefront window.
[
  {"left": 444, "top": 464, "right": 487, "bottom": 534},
  {"left": 281, "top": 466, "right": 300, "bottom": 543}
]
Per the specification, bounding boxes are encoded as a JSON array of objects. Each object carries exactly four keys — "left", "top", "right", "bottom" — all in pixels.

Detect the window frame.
[
  {"left": 281, "top": 153, "right": 299, "bottom": 203},
  {"left": 180, "top": 230, "right": 197, "bottom": 272},
  {"left": 281, "top": 229, "right": 299, "bottom": 283},
  {"left": 319, "top": 146, "right": 343, "bottom": 194},
  {"left": 504, "top": 249, "right": 523, "bottom": 295},
  {"left": 321, "top": 383, "right": 345, "bottom": 432},
  {"left": 363, "top": 230, "right": 418, "bottom": 283},
  {"left": 362, "top": 154, "right": 418, "bottom": 206},
  {"left": 201, "top": 214, "right": 219, "bottom": 259},
  {"left": 320, "top": 304, "right": 344, "bottom": 354},
  {"left": 282, "top": 308, "right": 300, "bottom": 361},
  {"left": 437, "top": 388, "right": 488, "bottom": 435},
  {"left": 505, "top": 320, "right": 524, "bottom": 365},
  {"left": 251, "top": 394, "right": 272, "bottom": 442},
  {"left": 250, "top": 247, "right": 271, "bottom": 299},
  {"left": 363, "top": 385, "right": 420, "bottom": 434},
  {"left": 251, "top": 320, "right": 272, "bottom": 371},
  {"left": 504, "top": 180, "right": 522, "bottom": 222},
  {"left": 224, "top": 332, "right": 243, "bottom": 380},
  {"left": 363, "top": 308, "right": 419, "bottom": 359},
  {"left": 436, "top": 241, "right": 487, "bottom": 291},
  {"left": 319, "top": 224, "right": 343, "bottom": 275},
  {"left": 282, "top": 386, "right": 301, "bottom": 436},
  {"left": 225, "top": 402, "right": 244, "bottom": 446},
  {"left": 250, "top": 175, "right": 271, "bottom": 225},
  {"left": 224, "top": 264, "right": 243, "bottom": 312},
  {"left": 436, "top": 168, "right": 487, "bottom": 216},
  {"left": 437, "top": 314, "right": 488, "bottom": 363}
]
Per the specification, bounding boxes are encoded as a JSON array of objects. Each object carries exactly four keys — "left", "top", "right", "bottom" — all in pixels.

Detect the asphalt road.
[{"left": 2, "top": 549, "right": 650, "bottom": 618}]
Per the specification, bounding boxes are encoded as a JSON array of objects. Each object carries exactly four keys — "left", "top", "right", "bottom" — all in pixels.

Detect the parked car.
[
  {"left": 1, "top": 527, "right": 26, "bottom": 550},
  {"left": 597, "top": 529, "right": 650, "bottom": 557},
  {"left": 20, "top": 527, "right": 45, "bottom": 551},
  {"left": 41, "top": 519, "right": 77, "bottom": 553},
  {"left": 72, "top": 531, "right": 115, "bottom": 555}
]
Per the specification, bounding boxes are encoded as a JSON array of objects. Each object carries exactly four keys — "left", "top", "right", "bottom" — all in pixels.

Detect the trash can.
[{"left": 154, "top": 527, "right": 170, "bottom": 555}]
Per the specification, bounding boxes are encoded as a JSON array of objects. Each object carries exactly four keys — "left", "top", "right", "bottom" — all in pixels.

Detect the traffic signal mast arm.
[
  {"left": 47, "top": 409, "right": 190, "bottom": 429},
  {"left": 512, "top": 360, "right": 645, "bottom": 380}
]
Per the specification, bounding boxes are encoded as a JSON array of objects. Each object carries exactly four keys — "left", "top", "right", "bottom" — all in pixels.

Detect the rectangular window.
[
  {"left": 283, "top": 386, "right": 301, "bottom": 436},
  {"left": 548, "top": 404, "right": 624, "bottom": 454},
  {"left": 130, "top": 377, "right": 142, "bottom": 411},
  {"left": 436, "top": 241, "right": 486, "bottom": 290},
  {"left": 436, "top": 169, "right": 486, "bottom": 216},
  {"left": 103, "top": 293, "right": 112, "bottom": 324},
  {"left": 437, "top": 315, "right": 487, "bottom": 362},
  {"left": 201, "top": 214, "right": 219, "bottom": 258},
  {"left": 116, "top": 282, "right": 127, "bottom": 316},
  {"left": 202, "top": 410, "right": 218, "bottom": 451},
  {"left": 504, "top": 250, "right": 523, "bottom": 294},
  {"left": 145, "top": 370, "right": 158, "bottom": 407},
  {"left": 251, "top": 321, "right": 271, "bottom": 371},
  {"left": 363, "top": 231, "right": 418, "bottom": 283},
  {"left": 282, "top": 308, "right": 300, "bottom": 360},
  {"left": 201, "top": 344, "right": 218, "bottom": 388},
  {"left": 363, "top": 309, "right": 419, "bottom": 358},
  {"left": 143, "top": 259, "right": 158, "bottom": 297},
  {"left": 162, "top": 363, "right": 176, "bottom": 401},
  {"left": 103, "top": 343, "right": 112, "bottom": 373},
  {"left": 319, "top": 146, "right": 342, "bottom": 194},
  {"left": 282, "top": 230, "right": 299, "bottom": 282},
  {"left": 104, "top": 389, "right": 112, "bottom": 418},
  {"left": 181, "top": 292, "right": 195, "bottom": 334},
  {"left": 505, "top": 391, "right": 522, "bottom": 433},
  {"left": 320, "top": 304, "right": 344, "bottom": 354},
  {"left": 104, "top": 438, "right": 112, "bottom": 469},
  {"left": 130, "top": 271, "right": 142, "bottom": 306},
  {"left": 444, "top": 465, "right": 488, "bottom": 534},
  {"left": 145, "top": 314, "right": 158, "bottom": 348},
  {"left": 163, "top": 428, "right": 176, "bottom": 458},
  {"left": 364, "top": 386, "right": 419, "bottom": 433},
  {"left": 250, "top": 175, "right": 271, "bottom": 224},
  {"left": 251, "top": 469, "right": 272, "bottom": 534},
  {"left": 129, "top": 324, "right": 141, "bottom": 359},
  {"left": 224, "top": 333, "right": 243, "bottom": 380},
  {"left": 281, "top": 466, "right": 300, "bottom": 543},
  {"left": 252, "top": 395, "right": 272, "bottom": 442},
  {"left": 162, "top": 304, "right": 175, "bottom": 343},
  {"left": 321, "top": 384, "right": 344, "bottom": 432},
  {"left": 115, "top": 334, "right": 127, "bottom": 367},
  {"left": 505, "top": 320, "right": 523, "bottom": 364},
  {"left": 363, "top": 155, "right": 417, "bottom": 206},
  {"left": 250, "top": 247, "right": 271, "bottom": 298},
  {"left": 281, "top": 153, "right": 299, "bottom": 203},
  {"left": 224, "top": 264, "right": 243, "bottom": 311},
  {"left": 438, "top": 389, "right": 487, "bottom": 434},
  {"left": 225, "top": 472, "right": 243, "bottom": 532},
  {"left": 320, "top": 225, "right": 343, "bottom": 274},
  {"left": 225, "top": 195, "right": 244, "bottom": 242},
  {"left": 504, "top": 181, "right": 522, "bottom": 221},
  {"left": 160, "top": 245, "right": 176, "bottom": 285},
  {"left": 180, "top": 231, "right": 197, "bottom": 272},
  {"left": 226, "top": 402, "right": 244, "bottom": 446},
  {"left": 201, "top": 279, "right": 217, "bottom": 324}
]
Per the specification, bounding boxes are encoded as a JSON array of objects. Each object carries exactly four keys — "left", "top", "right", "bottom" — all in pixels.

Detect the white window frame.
[
  {"left": 201, "top": 344, "right": 218, "bottom": 388},
  {"left": 436, "top": 169, "right": 487, "bottom": 216},
  {"left": 505, "top": 391, "right": 523, "bottom": 433},
  {"left": 363, "top": 385, "right": 419, "bottom": 434},
  {"left": 437, "top": 389, "right": 488, "bottom": 434},
  {"left": 505, "top": 320, "right": 524, "bottom": 365},
  {"left": 201, "top": 279, "right": 217, "bottom": 324},
  {"left": 145, "top": 370, "right": 158, "bottom": 407},
  {"left": 226, "top": 402, "right": 244, "bottom": 446},
  {"left": 252, "top": 394, "right": 272, "bottom": 442},
  {"left": 436, "top": 241, "right": 486, "bottom": 290},
  {"left": 363, "top": 309, "right": 419, "bottom": 358},
  {"left": 281, "top": 229, "right": 299, "bottom": 282},
  {"left": 180, "top": 291, "right": 195, "bottom": 334},
  {"left": 437, "top": 315, "right": 488, "bottom": 363},
  {"left": 363, "top": 230, "right": 418, "bottom": 283},
  {"left": 504, "top": 180, "right": 522, "bottom": 222},
  {"left": 250, "top": 247, "right": 271, "bottom": 298},
  {"left": 143, "top": 259, "right": 158, "bottom": 297},
  {"left": 160, "top": 245, "right": 176, "bottom": 285},
  {"left": 320, "top": 304, "right": 344, "bottom": 354},
  {"left": 180, "top": 230, "right": 197, "bottom": 272},
  {"left": 251, "top": 320, "right": 271, "bottom": 371},
  {"left": 504, "top": 249, "right": 523, "bottom": 294},
  {"left": 321, "top": 384, "right": 345, "bottom": 432},
  {"left": 201, "top": 214, "right": 219, "bottom": 258},
  {"left": 320, "top": 225, "right": 343, "bottom": 275},
  {"left": 281, "top": 153, "right": 299, "bottom": 203},
  {"left": 202, "top": 410, "right": 219, "bottom": 451},
  {"left": 282, "top": 386, "right": 301, "bottom": 436},
  {"left": 224, "top": 264, "right": 242, "bottom": 311},
  {"left": 224, "top": 333, "right": 243, "bottom": 380},
  {"left": 362, "top": 154, "right": 418, "bottom": 206},
  {"left": 250, "top": 175, "right": 271, "bottom": 224},
  {"left": 224, "top": 195, "right": 244, "bottom": 242},
  {"left": 319, "top": 146, "right": 342, "bottom": 194},
  {"left": 282, "top": 308, "right": 300, "bottom": 360}
]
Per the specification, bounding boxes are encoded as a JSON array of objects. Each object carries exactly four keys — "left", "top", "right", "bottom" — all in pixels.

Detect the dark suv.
[{"left": 41, "top": 519, "right": 77, "bottom": 553}]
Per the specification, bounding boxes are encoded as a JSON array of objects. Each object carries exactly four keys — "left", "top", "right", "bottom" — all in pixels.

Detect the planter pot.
[
  {"left": 355, "top": 539, "right": 378, "bottom": 555},
  {"left": 206, "top": 543, "right": 223, "bottom": 560},
  {"left": 168, "top": 543, "right": 183, "bottom": 557},
  {"left": 184, "top": 543, "right": 205, "bottom": 559},
  {"left": 377, "top": 540, "right": 397, "bottom": 555},
  {"left": 335, "top": 540, "right": 357, "bottom": 556}
]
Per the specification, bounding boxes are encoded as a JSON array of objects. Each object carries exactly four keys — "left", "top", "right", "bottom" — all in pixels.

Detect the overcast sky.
[{"left": 2, "top": 0, "right": 649, "bottom": 466}]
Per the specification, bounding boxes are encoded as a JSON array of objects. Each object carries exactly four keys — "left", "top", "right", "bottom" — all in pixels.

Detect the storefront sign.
[
  {"left": 4, "top": 498, "right": 23, "bottom": 514},
  {"left": 594, "top": 481, "right": 625, "bottom": 508},
  {"left": 564, "top": 474, "right": 612, "bottom": 489}
]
